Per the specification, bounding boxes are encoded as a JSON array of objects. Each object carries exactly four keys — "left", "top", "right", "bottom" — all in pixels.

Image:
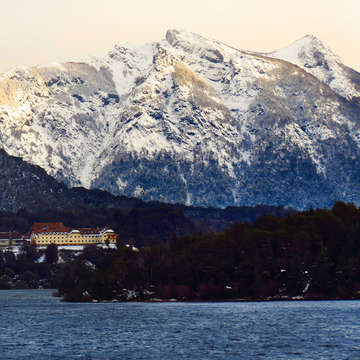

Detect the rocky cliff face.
[{"left": 0, "top": 30, "right": 360, "bottom": 209}]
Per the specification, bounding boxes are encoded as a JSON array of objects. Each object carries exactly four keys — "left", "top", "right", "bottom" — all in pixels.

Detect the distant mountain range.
[{"left": 0, "top": 30, "right": 360, "bottom": 209}]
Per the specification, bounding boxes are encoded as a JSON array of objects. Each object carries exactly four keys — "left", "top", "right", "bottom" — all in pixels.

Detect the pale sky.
[{"left": 0, "top": 0, "right": 359, "bottom": 73}]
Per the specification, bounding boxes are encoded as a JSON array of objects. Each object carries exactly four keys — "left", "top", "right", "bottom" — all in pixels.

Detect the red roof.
[
  {"left": 29, "top": 223, "right": 117, "bottom": 239},
  {"left": 76, "top": 228, "right": 102, "bottom": 235},
  {"left": 31, "top": 222, "right": 70, "bottom": 234},
  {"left": 0, "top": 232, "right": 24, "bottom": 240}
]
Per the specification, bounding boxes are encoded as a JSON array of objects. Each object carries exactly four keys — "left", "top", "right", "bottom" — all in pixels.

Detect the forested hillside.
[{"left": 54, "top": 201, "right": 360, "bottom": 301}]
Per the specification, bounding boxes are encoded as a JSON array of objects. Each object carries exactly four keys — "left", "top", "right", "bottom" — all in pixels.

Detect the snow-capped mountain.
[
  {"left": 0, "top": 30, "right": 360, "bottom": 209},
  {"left": 268, "top": 35, "right": 360, "bottom": 102}
]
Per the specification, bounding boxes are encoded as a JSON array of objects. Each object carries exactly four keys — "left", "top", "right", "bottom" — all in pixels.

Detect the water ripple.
[{"left": 1, "top": 290, "right": 360, "bottom": 359}]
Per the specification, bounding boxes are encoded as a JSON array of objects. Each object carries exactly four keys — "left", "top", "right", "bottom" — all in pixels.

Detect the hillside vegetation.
[{"left": 54, "top": 201, "right": 360, "bottom": 301}]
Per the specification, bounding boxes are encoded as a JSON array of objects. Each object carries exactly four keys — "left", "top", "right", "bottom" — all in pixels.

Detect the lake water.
[{"left": 0, "top": 290, "right": 360, "bottom": 359}]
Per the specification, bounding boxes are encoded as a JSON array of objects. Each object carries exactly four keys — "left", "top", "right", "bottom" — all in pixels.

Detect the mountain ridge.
[
  {"left": 268, "top": 34, "right": 360, "bottom": 103},
  {"left": 0, "top": 30, "right": 360, "bottom": 209}
]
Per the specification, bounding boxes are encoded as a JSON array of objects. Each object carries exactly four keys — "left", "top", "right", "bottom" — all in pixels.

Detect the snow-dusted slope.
[
  {"left": 0, "top": 30, "right": 360, "bottom": 209},
  {"left": 268, "top": 35, "right": 360, "bottom": 102}
]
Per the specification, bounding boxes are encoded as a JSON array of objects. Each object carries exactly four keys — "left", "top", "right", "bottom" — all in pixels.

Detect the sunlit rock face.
[{"left": 0, "top": 30, "right": 360, "bottom": 209}]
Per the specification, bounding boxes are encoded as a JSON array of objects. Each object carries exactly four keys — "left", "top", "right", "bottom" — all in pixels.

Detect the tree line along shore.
[{"left": 1, "top": 201, "right": 360, "bottom": 302}]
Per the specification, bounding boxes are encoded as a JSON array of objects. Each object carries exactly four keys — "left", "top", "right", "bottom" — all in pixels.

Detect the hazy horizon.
[{"left": 0, "top": 0, "right": 359, "bottom": 73}]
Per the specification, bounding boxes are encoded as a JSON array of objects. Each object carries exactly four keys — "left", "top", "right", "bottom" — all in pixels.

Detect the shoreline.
[
  {"left": 2, "top": 289, "right": 360, "bottom": 303},
  {"left": 61, "top": 295, "right": 360, "bottom": 303},
  {"left": 0, "top": 288, "right": 360, "bottom": 304}
]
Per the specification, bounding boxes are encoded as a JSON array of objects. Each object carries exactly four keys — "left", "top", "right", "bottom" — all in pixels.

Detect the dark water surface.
[{"left": 0, "top": 290, "right": 360, "bottom": 359}]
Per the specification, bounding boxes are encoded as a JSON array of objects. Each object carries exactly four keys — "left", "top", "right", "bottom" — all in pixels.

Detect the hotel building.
[{"left": 30, "top": 222, "right": 118, "bottom": 246}]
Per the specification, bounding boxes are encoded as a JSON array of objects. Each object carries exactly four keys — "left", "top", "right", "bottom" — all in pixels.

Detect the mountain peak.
[
  {"left": 268, "top": 34, "right": 360, "bottom": 101},
  {"left": 1, "top": 31, "right": 360, "bottom": 210},
  {"left": 165, "top": 29, "right": 210, "bottom": 48},
  {"left": 302, "top": 34, "right": 322, "bottom": 43},
  {"left": 269, "top": 34, "right": 328, "bottom": 64},
  {"left": 294, "top": 34, "right": 328, "bottom": 51}
]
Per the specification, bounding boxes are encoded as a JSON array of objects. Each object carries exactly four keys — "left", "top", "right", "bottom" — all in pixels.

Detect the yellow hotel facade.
[{"left": 30, "top": 222, "right": 118, "bottom": 246}]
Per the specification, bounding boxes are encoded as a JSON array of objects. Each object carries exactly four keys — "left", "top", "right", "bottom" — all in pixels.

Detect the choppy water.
[{"left": 0, "top": 290, "right": 360, "bottom": 359}]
